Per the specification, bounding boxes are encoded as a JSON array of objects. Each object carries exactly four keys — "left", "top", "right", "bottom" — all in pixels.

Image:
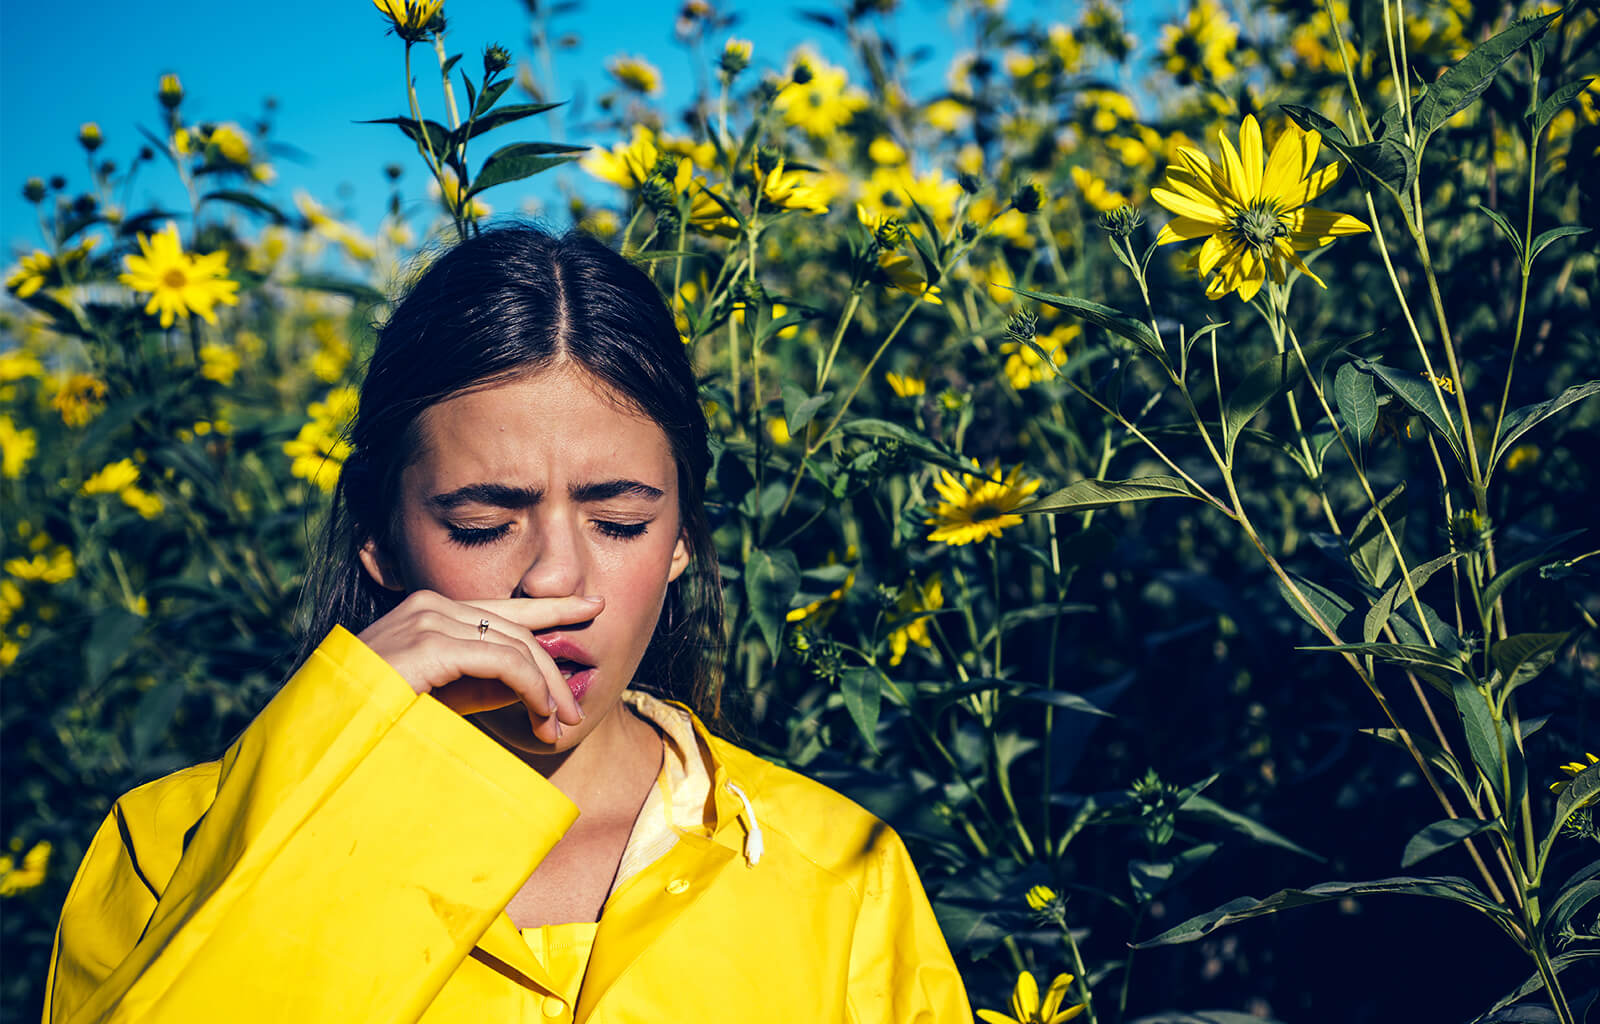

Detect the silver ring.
[{"left": 477, "top": 618, "right": 490, "bottom": 640}]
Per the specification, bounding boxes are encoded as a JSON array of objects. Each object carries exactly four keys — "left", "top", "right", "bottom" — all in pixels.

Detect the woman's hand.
[{"left": 357, "top": 590, "right": 603, "bottom": 744}]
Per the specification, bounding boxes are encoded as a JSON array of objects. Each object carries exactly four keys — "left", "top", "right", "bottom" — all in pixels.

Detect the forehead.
[{"left": 409, "top": 367, "right": 676, "bottom": 490}]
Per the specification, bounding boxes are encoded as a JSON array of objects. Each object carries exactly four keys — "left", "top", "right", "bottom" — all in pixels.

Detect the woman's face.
[{"left": 366, "top": 363, "right": 689, "bottom": 754}]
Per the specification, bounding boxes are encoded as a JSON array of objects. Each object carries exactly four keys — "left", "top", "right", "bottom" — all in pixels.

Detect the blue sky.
[{"left": 1, "top": 0, "right": 1162, "bottom": 256}]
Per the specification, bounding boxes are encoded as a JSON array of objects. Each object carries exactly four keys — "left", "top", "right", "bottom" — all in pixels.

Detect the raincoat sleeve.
[
  {"left": 846, "top": 824, "right": 973, "bottom": 1023},
  {"left": 43, "top": 625, "right": 579, "bottom": 1024}
]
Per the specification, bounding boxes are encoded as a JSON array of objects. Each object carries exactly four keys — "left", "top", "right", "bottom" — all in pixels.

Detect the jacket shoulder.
[
  {"left": 105, "top": 760, "right": 224, "bottom": 896},
  {"left": 706, "top": 735, "right": 904, "bottom": 880}
]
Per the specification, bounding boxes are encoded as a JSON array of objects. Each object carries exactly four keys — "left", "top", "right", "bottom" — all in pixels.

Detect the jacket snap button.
[
  {"left": 666, "top": 878, "right": 691, "bottom": 895},
  {"left": 541, "top": 994, "right": 566, "bottom": 1017}
]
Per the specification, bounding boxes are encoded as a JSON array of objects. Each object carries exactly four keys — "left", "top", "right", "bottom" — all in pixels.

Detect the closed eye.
[
  {"left": 446, "top": 522, "right": 511, "bottom": 547},
  {"left": 595, "top": 520, "right": 649, "bottom": 540}
]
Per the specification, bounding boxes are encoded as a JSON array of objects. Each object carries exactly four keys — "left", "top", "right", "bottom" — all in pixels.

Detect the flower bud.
[
  {"left": 78, "top": 123, "right": 103, "bottom": 152},
  {"left": 1097, "top": 204, "right": 1144, "bottom": 238},
  {"left": 158, "top": 73, "right": 184, "bottom": 109},
  {"left": 1010, "top": 181, "right": 1044, "bottom": 214},
  {"left": 1005, "top": 309, "right": 1038, "bottom": 345},
  {"left": 384, "top": 163, "right": 404, "bottom": 182},
  {"left": 957, "top": 171, "right": 982, "bottom": 195},
  {"left": 959, "top": 221, "right": 979, "bottom": 242},
  {"left": 22, "top": 178, "right": 46, "bottom": 203},
  {"left": 719, "top": 38, "right": 752, "bottom": 78},
  {"left": 48, "top": 175, "right": 66, "bottom": 192},
  {"left": 483, "top": 44, "right": 512, "bottom": 76}
]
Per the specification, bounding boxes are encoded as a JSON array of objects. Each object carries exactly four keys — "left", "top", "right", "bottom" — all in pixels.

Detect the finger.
[
  {"left": 466, "top": 594, "right": 604, "bottom": 633},
  {"left": 455, "top": 609, "right": 582, "bottom": 727}
]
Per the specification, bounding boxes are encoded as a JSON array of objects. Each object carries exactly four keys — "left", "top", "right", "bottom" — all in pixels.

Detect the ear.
[
  {"left": 666, "top": 530, "right": 691, "bottom": 584},
  {"left": 358, "top": 537, "right": 409, "bottom": 592}
]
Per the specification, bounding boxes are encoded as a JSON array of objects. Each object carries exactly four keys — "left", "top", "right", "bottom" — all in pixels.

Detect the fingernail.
[
  {"left": 555, "top": 720, "right": 564, "bottom": 740},
  {"left": 580, "top": 594, "right": 603, "bottom": 604},
  {"left": 576, "top": 704, "right": 586, "bottom": 721}
]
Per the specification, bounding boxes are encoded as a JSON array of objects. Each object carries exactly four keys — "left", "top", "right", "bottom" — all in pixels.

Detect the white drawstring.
[{"left": 725, "top": 782, "right": 764, "bottom": 866}]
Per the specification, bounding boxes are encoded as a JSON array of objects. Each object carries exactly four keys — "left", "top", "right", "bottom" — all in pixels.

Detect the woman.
[{"left": 42, "top": 226, "right": 972, "bottom": 1023}]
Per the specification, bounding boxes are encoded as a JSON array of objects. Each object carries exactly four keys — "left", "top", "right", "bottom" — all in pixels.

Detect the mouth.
[{"left": 534, "top": 636, "right": 597, "bottom": 701}]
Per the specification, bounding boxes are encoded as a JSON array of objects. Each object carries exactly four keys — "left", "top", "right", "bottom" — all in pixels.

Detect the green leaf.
[
  {"left": 1281, "top": 104, "right": 1414, "bottom": 198},
  {"left": 200, "top": 189, "right": 289, "bottom": 224},
  {"left": 1544, "top": 763, "right": 1600, "bottom": 857},
  {"left": 1180, "top": 794, "right": 1324, "bottom": 861},
  {"left": 1302, "top": 641, "right": 1469, "bottom": 675},
  {"left": 1008, "top": 684, "right": 1113, "bottom": 718},
  {"left": 1129, "top": 843, "right": 1220, "bottom": 903},
  {"left": 743, "top": 548, "right": 800, "bottom": 653},
  {"left": 1531, "top": 76, "right": 1596, "bottom": 137},
  {"left": 1545, "top": 878, "right": 1600, "bottom": 940},
  {"left": 1363, "top": 551, "right": 1463, "bottom": 644},
  {"left": 132, "top": 679, "right": 185, "bottom": 762},
  {"left": 85, "top": 610, "right": 146, "bottom": 687},
  {"left": 1491, "top": 379, "right": 1600, "bottom": 475},
  {"left": 836, "top": 418, "right": 974, "bottom": 478},
  {"left": 1353, "top": 358, "right": 1467, "bottom": 466},
  {"left": 1223, "top": 333, "right": 1366, "bottom": 456},
  {"left": 361, "top": 116, "right": 451, "bottom": 156},
  {"left": 471, "top": 76, "right": 515, "bottom": 118},
  {"left": 1334, "top": 361, "right": 1378, "bottom": 444},
  {"left": 288, "top": 274, "right": 386, "bottom": 307},
  {"left": 785, "top": 389, "right": 832, "bottom": 435},
  {"left": 840, "top": 668, "right": 883, "bottom": 751},
  {"left": 1134, "top": 875, "right": 1516, "bottom": 948},
  {"left": 1487, "top": 952, "right": 1599, "bottom": 1017},
  {"left": 1348, "top": 483, "right": 1408, "bottom": 590},
  {"left": 1401, "top": 817, "right": 1496, "bottom": 868},
  {"left": 1478, "top": 529, "right": 1586, "bottom": 612},
  {"left": 1489, "top": 632, "right": 1570, "bottom": 704},
  {"left": 466, "top": 141, "right": 586, "bottom": 198},
  {"left": 1019, "top": 476, "right": 1200, "bottom": 514},
  {"left": 1413, "top": 12, "right": 1558, "bottom": 148},
  {"left": 463, "top": 101, "right": 565, "bottom": 141},
  {"left": 1451, "top": 675, "right": 1512, "bottom": 808},
  {"left": 1528, "top": 225, "right": 1592, "bottom": 264},
  {"left": 1476, "top": 204, "right": 1526, "bottom": 263},
  {"left": 1361, "top": 727, "right": 1471, "bottom": 794},
  {"left": 1008, "top": 285, "right": 1164, "bottom": 360},
  {"left": 1277, "top": 573, "right": 1354, "bottom": 637}
]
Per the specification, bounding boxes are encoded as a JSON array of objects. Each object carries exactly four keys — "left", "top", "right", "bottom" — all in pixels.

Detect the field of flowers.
[{"left": 3, "top": 0, "right": 1597, "bottom": 1020}]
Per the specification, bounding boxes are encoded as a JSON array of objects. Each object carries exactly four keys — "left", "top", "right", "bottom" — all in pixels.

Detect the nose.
[{"left": 514, "top": 514, "right": 587, "bottom": 599}]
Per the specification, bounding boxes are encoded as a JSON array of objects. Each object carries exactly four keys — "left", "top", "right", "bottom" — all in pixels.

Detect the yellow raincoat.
[{"left": 43, "top": 627, "right": 972, "bottom": 1022}]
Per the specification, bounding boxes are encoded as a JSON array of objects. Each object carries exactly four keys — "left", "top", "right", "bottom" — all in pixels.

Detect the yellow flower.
[
  {"left": 0, "top": 416, "right": 37, "bottom": 479},
  {"left": 1070, "top": 166, "right": 1127, "bottom": 214},
  {"left": 775, "top": 51, "right": 867, "bottom": 137},
  {"left": 885, "top": 371, "right": 926, "bottom": 397},
  {"left": 924, "top": 99, "right": 970, "bottom": 133},
  {"left": 371, "top": 0, "right": 442, "bottom": 37},
  {"left": 1025, "top": 884, "right": 1058, "bottom": 911},
  {"left": 1000, "top": 323, "right": 1080, "bottom": 390},
  {"left": 430, "top": 169, "right": 490, "bottom": 220},
  {"left": 868, "top": 136, "right": 907, "bottom": 166},
  {"left": 5, "top": 235, "right": 98, "bottom": 299},
  {"left": 284, "top": 386, "right": 358, "bottom": 493},
  {"left": 875, "top": 249, "right": 942, "bottom": 305},
  {"left": 977, "top": 971, "right": 1084, "bottom": 1024},
  {"left": 81, "top": 459, "right": 141, "bottom": 496},
  {"left": 0, "top": 350, "right": 45, "bottom": 384},
  {"left": 925, "top": 464, "right": 1041, "bottom": 546},
  {"left": 119, "top": 222, "right": 240, "bottom": 328},
  {"left": 203, "top": 122, "right": 253, "bottom": 166},
  {"left": 293, "top": 193, "right": 376, "bottom": 262},
  {"left": 199, "top": 343, "right": 241, "bottom": 385},
  {"left": 121, "top": 487, "right": 164, "bottom": 520},
  {"left": 5, "top": 545, "right": 75, "bottom": 584},
  {"left": 757, "top": 156, "right": 830, "bottom": 215},
  {"left": 607, "top": 55, "right": 662, "bottom": 95},
  {"left": 887, "top": 574, "right": 942, "bottom": 666},
  {"left": 1551, "top": 753, "right": 1598, "bottom": 795},
  {"left": 581, "top": 124, "right": 663, "bottom": 190},
  {"left": 1159, "top": 0, "right": 1239, "bottom": 84},
  {"left": 50, "top": 373, "right": 108, "bottom": 427},
  {"left": 785, "top": 560, "right": 857, "bottom": 624},
  {"left": 1153, "top": 115, "right": 1369, "bottom": 302},
  {"left": 0, "top": 840, "right": 52, "bottom": 897},
  {"left": 970, "top": 198, "right": 1030, "bottom": 248}
]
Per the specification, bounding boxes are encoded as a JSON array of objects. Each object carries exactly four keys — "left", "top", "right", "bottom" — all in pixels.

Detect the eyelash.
[{"left": 445, "top": 520, "right": 649, "bottom": 547}]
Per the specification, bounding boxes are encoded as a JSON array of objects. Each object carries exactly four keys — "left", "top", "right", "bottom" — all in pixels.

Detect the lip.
[{"left": 533, "top": 635, "right": 597, "bottom": 700}]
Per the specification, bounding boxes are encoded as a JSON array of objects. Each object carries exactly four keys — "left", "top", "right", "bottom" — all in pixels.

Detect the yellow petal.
[
  {"left": 1198, "top": 232, "right": 1231, "bottom": 276},
  {"left": 1215, "top": 127, "right": 1250, "bottom": 207},
  {"left": 1011, "top": 972, "right": 1041, "bottom": 1017},
  {"left": 1279, "top": 159, "right": 1344, "bottom": 209},
  {"left": 977, "top": 1012, "right": 1021, "bottom": 1024},
  {"left": 1234, "top": 246, "right": 1266, "bottom": 301},
  {"left": 1284, "top": 246, "right": 1328, "bottom": 289},
  {"left": 1156, "top": 216, "right": 1220, "bottom": 244},
  {"left": 1284, "top": 206, "right": 1370, "bottom": 248},
  {"left": 1238, "top": 115, "right": 1264, "bottom": 200},
  {"left": 1261, "top": 125, "right": 1308, "bottom": 201},
  {"left": 1151, "top": 187, "right": 1228, "bottom": 225}
]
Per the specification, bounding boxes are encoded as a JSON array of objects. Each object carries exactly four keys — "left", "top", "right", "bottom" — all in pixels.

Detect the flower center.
[
  {"left": 162, "top": 268, "right": 189, "bottom": 289},
  {"left": 971, "top": 502, "right": 1004, "bottom": 522},
  {"left": 1228, "top": 201, "right": 1287, "bottom": 253}
]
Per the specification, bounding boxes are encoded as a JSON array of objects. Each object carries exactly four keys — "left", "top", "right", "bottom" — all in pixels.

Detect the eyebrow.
[{"left": 427, "top": 479, "right": 664, "bottom": 511}]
